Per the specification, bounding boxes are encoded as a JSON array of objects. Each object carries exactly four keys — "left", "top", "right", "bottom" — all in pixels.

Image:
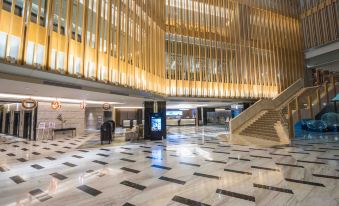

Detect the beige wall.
[
  {"left": 85, "top": 107, "right": 113, "bottom": 130},
  {"left": 37, "top": 102, "right": 85, "bottom": 138}
]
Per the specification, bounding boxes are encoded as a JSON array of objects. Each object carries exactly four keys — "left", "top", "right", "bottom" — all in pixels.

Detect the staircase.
[
  {"left": 230, "top": 74, "right": 338, "bottom": 142},
  {"left": 240, "top": 110, "right": 281, "bottom": 141}
]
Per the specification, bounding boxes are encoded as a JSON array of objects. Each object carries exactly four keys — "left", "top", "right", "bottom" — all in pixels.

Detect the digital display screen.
[
  {"left": 166, "top": 111, "right": 183, "bottom": 116},
  {"left": 151, "top": 116, "right": 162, "bottom": 132}
]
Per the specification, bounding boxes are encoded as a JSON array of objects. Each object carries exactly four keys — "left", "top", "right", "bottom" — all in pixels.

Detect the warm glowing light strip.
[
  {"left": 114, "top": 106, "right": 144, "bottom": 109},
  {"left": 0, "top": 93, "right": 124, "bottom": 105}
]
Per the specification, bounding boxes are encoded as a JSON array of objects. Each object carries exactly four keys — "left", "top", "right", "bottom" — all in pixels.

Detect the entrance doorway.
[
  {"left": 5, "top": 112, "right": 10, "bottom": 134},
  {"left": 13, "top": 112, "right": 20, "bottom": 137},
  {"left": 23, "top": 111, "right": 32, "bottom": 140}
]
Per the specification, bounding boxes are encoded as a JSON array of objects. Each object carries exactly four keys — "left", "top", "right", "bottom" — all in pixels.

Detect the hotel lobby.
[{"left": 0, "top": 0, "right": 338, "bottom": 205}]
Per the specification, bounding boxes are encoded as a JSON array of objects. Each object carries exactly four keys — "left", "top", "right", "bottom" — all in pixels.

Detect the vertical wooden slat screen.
[
  {"left": 0, "top": 0, "right": 305, "bottom": 99},
  {"left": 165, "top": 0, "right": 304, "bottom": 98},
  {"left": 300, "top": 0, "right": 339, "bottom": 49}
]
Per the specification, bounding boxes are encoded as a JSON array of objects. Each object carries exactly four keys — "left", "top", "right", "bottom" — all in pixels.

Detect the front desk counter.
[{"left": 166, "top": 118, "right": 196, "bottom": 126}]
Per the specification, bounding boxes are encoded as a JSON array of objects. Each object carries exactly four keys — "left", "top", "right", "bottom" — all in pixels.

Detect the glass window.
[
  {"left": 36, "top": 44, "right": 44, "bottom": 65},
  {"left": 75, "top": 58, "right": 81, "bottom": 74},
  {"left": 14, "top": 0, "right": 24, "bottom": 16},
  {"left": 26, "top": 41, "right": 35, "bottom": 65},
  {"left": 0, "top": 32, "right": 7, "bottom": 58},
  {"left": 2, "top": 0, "right": 12, "bottom": 12},
  {"left": 77, "top": 2, "right": 83, "bottom": 42},
  {"left": 40, "top": 0, "right": 48, "bottom": 27},
  {"left": 9, "top": 36, "right": 20, "bottom": 60},
  {"left": 53, "top": 1, "right": 59, "bottom": 32},
  {"left": 60, "top": 0, "right": 67, "bottom": 35},
  {"left": 50, "top": 49, "right": 56, "bottom": 70},
  {"left": 68, "top": 55, "right": 74, "bottom": 74},
  {"left": 58, "top": 52, "right": 64, "bottom": 69},
  {"left": 31, "top": 0, "right": 39, "bottom": 23},
  {"left": 71, "top": 0, "right": 77, "bottom": 40}
]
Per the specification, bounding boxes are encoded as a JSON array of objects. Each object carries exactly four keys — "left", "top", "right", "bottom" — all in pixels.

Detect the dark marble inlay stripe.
[
  {"left": 120, "top": 180, "right": 146, "bottom": 190},
  {"left": 212, "top": 151, "right": 230, "bottom": 154},
  {"left": 275, "top": 163, "right": 304, "bottom": 168},
  {"left": 31, "top": 164, "right": 44, "bottom": 170},
  {"left": 120, "top": 158, "right": 136, "bottom": 162},
  {"left": 250, "top": 155, "right": 272, "bottom": 159},
  {"left": 7, "top": 153, "right": 15, "bottom": 156},
  {"left": 37, "top": 194, "right": 53, "bottom": 202},
  {"left": 317, "top": 157, "right": 339, "bottom": 161},
  {"left": 0, "top": 166, "right": 9, "bottom": 172},
  {"left": 285, "top": 178, "right": 325, "bottom": 187},
  {"left": 159, "top": 176, "right": 186, "bottom": 185},
  {"left": 78, "top": 149, "right": 89, "bottom": 153},
  {"left": 229, "top": 157, "right": 251, "bottom": 161},
  {"left": 319, "top": 148, "right": 339, "bottom": 150},
  {"left": 96, "top": 153, "right": 109, "bottom": 157},
  {"left": 63, "top": 162, "right": 77, "bottom": 167},
  {"left": 249, "top": 148, "right": 268, "bottom": 151},
  {"left": 121, "top": 147, "right": 131, "bottom": 150},
  {"left": 120, "top": 167, "right": 140, "bottom": 173},
  {"left": 122, "top": 203, "right": 136, "bottom": 206},
  {"left": 29, "top": 189, "right": 44, "bottom": 196},
  {"left": 172, "top": 195, "right": 211, "bottom": 206},
  {"left": 10, "top": 175, "right": 25, "bottom": 184},
  {"left": 45, "top": 156, "right": 56, "bottom": 160},
  {"left": 145, "top": 156, "right": 163, "bottom": 160},
  {"left": 151, "top": 164, "right": 171, "bottom": 170},
  {"left": 142, "top": 150, "right": 152, "bottom": 153},
  {"left": 72, "top": 155, "right": 84, "bottom": 159},
  {"left": 180, "top": 162, "right": 200, "bottom": 167},
  {"left": 304, "top": 149, "right": 326, "bottom": 152},
  {"left": 216, "top": 189, "right": 255, "bottom": 202},
  {"left": 269, "top": 153, "right": 292, "bottom": 157},
  {"left": 312, "top": 174, "right": 339, "bottom": 179},
  {"left": 218, "top": 145, "right": 231, "bottom": 147},
  {"left": 55, "top": 151, "right": 65, "bottom": 154},
  {"left": 77, "top": 185, "right": 102, "bottom": 196},
  {"left": 17, "top": 158, "right": 28, "bottom": 162},
  {"left": 205, "top": 159, "right": 227, "bottom": 164},
  {"left": 253, "top": 183, "right": 293, "bottom": 194},
  {"left": 297, "top": 160, "right": 325, "bottom": 164},
  {"left": 288, "top": 151, "right": 310, "bottom": 154},
  {"left": 232, "top": 149, "right": 250, "bottom": 152},
  {"left": 50, "top": 172, "right": 68, "bottom": 180},
  {"left": 29, "top": 189, "right": 53, "bottom": 202},
  {"left": 224, "top": 168, "right": 252, "bottom": 175},
  {"left": 100, "top": 148, "right": 110, "bottom": 151},
  {"left": 92, "top": 160, "right": 108, "bottom": 165},
  {"left": 193, "top": 172, "right": 220, "bottom": 180},
  {"left": 32, "top": 152, "right": 41, "bottom": 155},
  {"left": 251, "top": 166, "right": 280, "bottom": 172},
  {"left": 140, "top": 145, "right": 151, "bottom": 148}
]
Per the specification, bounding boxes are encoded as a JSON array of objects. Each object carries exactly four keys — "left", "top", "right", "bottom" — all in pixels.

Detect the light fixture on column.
[
  {"left": 21, "top": 98, "right": 38, "bottom": 110},
  {"left": 51, "top": 99, "right": 61, "bottom": 110},
  {"left": 80, "top": 101, "right": 87, "bottom": 110},
  {"left": 103, "top": 103, "right": 111, "bottom": 110}
]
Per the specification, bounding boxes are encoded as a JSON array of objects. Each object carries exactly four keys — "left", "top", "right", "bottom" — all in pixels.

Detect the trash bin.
[
  {"left": 100, "top": 122, "right": 112, "bottom": 144},
  {"left": 105, "top": 120, "right": 116, "bottom": 140}
]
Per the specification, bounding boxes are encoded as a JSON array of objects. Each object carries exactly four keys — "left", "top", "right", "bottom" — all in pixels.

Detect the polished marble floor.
[{"left": 0, "top": 126, "right": 339, "bottom": 206}]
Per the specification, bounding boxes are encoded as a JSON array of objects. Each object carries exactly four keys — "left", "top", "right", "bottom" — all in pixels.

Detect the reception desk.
[
  {"left": 180, "top": 119, "right": 196, "bottom": 126},
  {"left": 167, "top": 119, "right": 179, "bottom": 126},
  {"left": 166, "top": 118, "right": 196, "bottom": 126}
]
